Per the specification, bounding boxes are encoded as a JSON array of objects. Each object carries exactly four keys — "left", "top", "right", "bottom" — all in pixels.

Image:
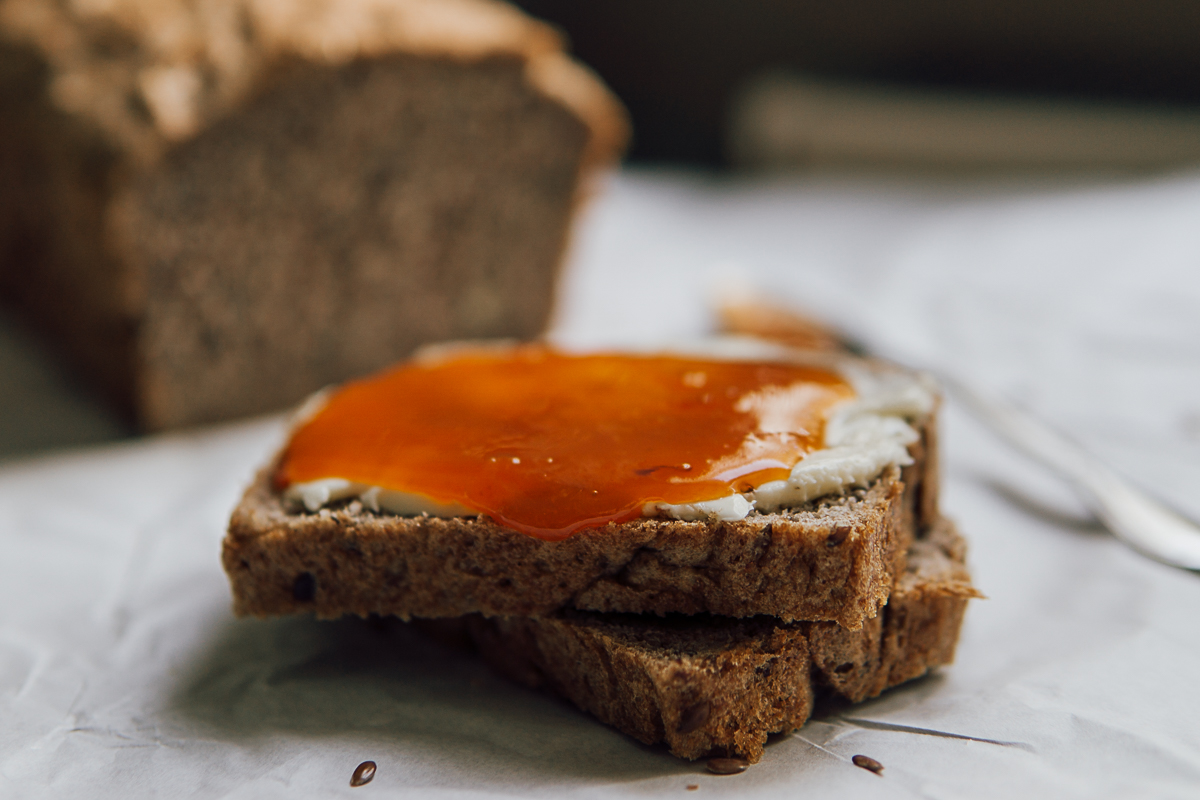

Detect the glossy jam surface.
[{"left": 276, "top": 347, "right": 854, "bottom": 539}]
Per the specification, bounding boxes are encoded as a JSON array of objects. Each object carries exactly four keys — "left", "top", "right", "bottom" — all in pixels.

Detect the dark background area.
[{"left": 514, "top": 0, "right": 1200, "bottom": 166}]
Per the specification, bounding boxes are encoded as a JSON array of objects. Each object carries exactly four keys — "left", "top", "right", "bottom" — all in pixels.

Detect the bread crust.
[
  {"left": 463, "top": 516, "right": 979, "bottom": 762},
  {"left": 222, "top": 409, "right": 937, "bottom": 628},
  {"left": 0, "top": 0, "right": 628, "bottom": 169}
]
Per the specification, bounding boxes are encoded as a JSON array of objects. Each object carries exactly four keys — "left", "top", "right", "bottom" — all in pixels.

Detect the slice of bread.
[
  {"left": 462, "top": 516, "right": 979, "bottom": 763},
  {"left": 223, "top": 398, "right": 937, "bottom": 629},
  {"left": 0, "top": 0, "right": 627, "bottom": 430}
]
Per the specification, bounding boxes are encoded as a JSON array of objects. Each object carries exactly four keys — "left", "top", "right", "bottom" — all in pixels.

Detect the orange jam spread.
[{"left": 275, "top": 346, "right": 855, "bottom": 540}]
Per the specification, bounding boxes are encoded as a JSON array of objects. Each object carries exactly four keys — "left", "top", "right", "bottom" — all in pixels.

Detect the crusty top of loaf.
[{"left": 0, "top": 0, "right": 628, "bottom": 168}]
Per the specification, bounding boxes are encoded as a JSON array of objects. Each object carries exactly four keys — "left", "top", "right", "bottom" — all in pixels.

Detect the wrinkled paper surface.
[{"left": 3, "top": 171, "right": 1199, "bottom": 798}]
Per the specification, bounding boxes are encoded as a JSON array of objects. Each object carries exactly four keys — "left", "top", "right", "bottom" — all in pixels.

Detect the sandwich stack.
[{"left": 224, "top": 335, "right": 980, "bottom": 763}]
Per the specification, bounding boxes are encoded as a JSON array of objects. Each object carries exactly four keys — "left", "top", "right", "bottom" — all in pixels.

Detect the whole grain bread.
[
  {"left": 463, "top": 515, "right": 979, "bottom": 763},
  {"left": 0, "top": 0, "right": 627, "bottom": 430},
  {"left": 222, "top": 403, "right": 938, "bottom": 629}
]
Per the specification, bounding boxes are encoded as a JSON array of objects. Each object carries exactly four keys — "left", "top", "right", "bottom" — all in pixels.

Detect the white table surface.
[{"left": 2, "top": 169, "right": 1198, "bottom": 798}]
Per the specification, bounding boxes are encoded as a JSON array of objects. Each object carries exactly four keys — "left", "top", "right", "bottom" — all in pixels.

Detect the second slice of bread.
[{"left": 462, "top": 516, "right": 978, "bottom": 762}]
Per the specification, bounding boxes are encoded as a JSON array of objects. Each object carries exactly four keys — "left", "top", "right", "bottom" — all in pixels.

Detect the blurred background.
[
  {"left": 5, "top": 0, "right": 1200, "bottom": 461},
  {"left": 516, "top": 0, "right": 1200, "bottom": 168}
]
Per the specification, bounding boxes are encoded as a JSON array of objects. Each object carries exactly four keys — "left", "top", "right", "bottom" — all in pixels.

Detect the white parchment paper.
[{"left": 2, "top": 170, "right": 1199, "bottom": 798}]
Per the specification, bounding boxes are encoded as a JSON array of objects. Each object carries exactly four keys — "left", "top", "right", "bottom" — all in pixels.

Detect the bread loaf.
[{"left": 0, "top": 0, "right": 627, "bottom": 429}]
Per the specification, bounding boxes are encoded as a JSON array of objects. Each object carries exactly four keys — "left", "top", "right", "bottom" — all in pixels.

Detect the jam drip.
[{"left": 276, "top": 346, "right": 854, "bottom": 539}]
